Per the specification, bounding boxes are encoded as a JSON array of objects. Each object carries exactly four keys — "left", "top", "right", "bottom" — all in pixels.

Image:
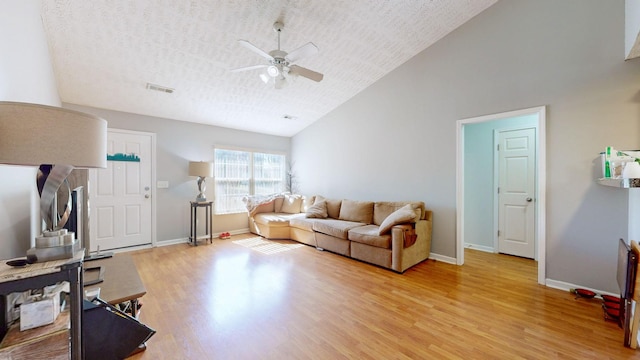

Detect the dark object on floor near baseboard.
[{"left": 571, "top": 288, "right": 596, "bottom": 299}]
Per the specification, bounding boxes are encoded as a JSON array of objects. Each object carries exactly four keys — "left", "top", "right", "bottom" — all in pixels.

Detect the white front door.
[
  {"left": 89, "top": 129, "right": 153, "bottom": 251},
  {"left": 497, "top": 128, "right": 536, "bottom": 259}
]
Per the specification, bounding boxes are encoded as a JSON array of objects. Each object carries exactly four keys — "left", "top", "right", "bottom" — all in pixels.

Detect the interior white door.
[
  {"left": 89, "top": 130, "right": 152, "bottom": 251},
  {"left": 498, "top": 128, "right": 536, "bottom": 259}
]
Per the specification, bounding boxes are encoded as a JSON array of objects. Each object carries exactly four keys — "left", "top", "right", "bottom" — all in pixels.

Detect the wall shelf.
[{"left": 597, "top": 178, "right": 640, "bottom": 188}]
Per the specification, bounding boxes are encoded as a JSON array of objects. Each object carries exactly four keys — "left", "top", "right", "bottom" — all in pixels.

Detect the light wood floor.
[{"left": 127, "top": 234, "right": 638, "bottom": 359}]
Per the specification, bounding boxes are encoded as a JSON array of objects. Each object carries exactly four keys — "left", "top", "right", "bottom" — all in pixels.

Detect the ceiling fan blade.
[
  {"left": 230, "top": 64, "right": 268, "bottom": 73},
  {"left": 285, "top": 42, "right": 319, "bottom": 63},
  {"left": 289, "top": 65, "right": 323, "bottom": 82},
  {"left": 238, "top": 40, "right": 274, "bottom": 60}
]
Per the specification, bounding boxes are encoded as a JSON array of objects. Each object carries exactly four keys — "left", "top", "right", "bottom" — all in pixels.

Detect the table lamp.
[
  {"left": 0, "top": 101, "right": 107, "bottom": 261},
  {"left": 188, "top": 161, "right": 213, "bottom": 202}
]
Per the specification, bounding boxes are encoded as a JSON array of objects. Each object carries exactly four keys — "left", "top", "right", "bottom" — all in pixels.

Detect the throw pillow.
[
  {"left": 306, "top": 200, "right": 328, "bottom": 218},
  {"left": 378, "top": 204, "right": 417, "bottom": 235},
  {"left": 281, "top": 194, "right": 303, "bottom": 214},
  {"left": 301, "top": 195, "right": 315, "bottom": 212}
]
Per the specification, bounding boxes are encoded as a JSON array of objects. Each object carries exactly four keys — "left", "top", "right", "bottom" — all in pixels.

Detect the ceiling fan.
[{"left": 231, "top": 21, "right": 324, "bottom": 89}]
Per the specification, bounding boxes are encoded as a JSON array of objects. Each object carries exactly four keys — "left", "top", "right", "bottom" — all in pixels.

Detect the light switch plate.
[{"left": 157, "top": 181, "right": 169, "bottom": 189}]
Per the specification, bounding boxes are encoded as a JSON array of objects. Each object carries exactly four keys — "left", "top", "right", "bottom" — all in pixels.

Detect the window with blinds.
[{"left": 214, "top": 148, "right": 286, "bottom": 214}]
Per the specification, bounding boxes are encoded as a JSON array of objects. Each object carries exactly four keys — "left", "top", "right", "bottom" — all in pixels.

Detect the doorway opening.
[{"left": 456, "top": 106, "right": 546, "bottom": 285}]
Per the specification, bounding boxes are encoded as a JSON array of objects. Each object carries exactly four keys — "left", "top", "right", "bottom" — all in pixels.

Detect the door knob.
[
  {"left": 526, "top": 197, "right": 532, "bottom": 202},
  {"left": 145, "top": 194, "right": 150, "bottom": 199}
]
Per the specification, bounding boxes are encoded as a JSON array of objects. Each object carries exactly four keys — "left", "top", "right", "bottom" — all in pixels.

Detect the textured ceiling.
[{"left": 40, "top": 0, "right": 498, "bottom": 137}]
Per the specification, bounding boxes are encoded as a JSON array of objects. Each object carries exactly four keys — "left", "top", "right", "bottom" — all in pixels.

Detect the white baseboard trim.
[
  {"left": 88, "top": 243, "right": 153, "bottom": 254},
  {"left": 156, "top": 238, "right": 189, "bottom": 247},
  {"left": 545, "top": 279, "right": 619, "bottom": 298},
  {"left": 228, "top": 228, "right": 250, "bottom": 236},
  {"left": 464, "top": 243, "right": 495, "bottom": 253},
  {"left": 429, "top": 253, "right": 457, "bottom": 264},
  {"left": 154, "top": 229, "right": 251, "bottom": 247}
]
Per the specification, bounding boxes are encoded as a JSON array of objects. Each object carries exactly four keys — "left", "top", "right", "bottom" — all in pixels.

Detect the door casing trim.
[{"left": 456, "top": 106, "right": 546, "bottom": 285}]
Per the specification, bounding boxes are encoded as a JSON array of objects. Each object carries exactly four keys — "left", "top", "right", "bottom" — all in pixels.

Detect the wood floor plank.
[{"left": 125, "top": 235, "right": 638, "bottom": 359}]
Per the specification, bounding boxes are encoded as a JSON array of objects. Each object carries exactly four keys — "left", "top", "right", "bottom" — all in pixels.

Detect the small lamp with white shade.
[{"left": 188, "top": 161, "right": 213, "bottom": 202}]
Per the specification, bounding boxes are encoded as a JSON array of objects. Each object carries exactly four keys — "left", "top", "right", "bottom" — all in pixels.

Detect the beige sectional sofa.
[{"left": 247, "top": 194, "right": 432, "bottom": 273}]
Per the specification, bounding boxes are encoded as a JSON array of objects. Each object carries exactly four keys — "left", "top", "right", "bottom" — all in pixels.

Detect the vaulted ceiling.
[{"left": 41, "top": 0, "right": 498, "bottom": 137}]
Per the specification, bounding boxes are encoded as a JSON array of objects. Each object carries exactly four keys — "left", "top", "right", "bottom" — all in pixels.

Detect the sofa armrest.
[{"left": 391, "top": 218, "right": 432, "bottom": 272}]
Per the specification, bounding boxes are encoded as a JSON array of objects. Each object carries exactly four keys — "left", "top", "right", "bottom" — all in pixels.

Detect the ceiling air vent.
[{"left": 146, "top": 83, "right": 174, "bottom": 94}]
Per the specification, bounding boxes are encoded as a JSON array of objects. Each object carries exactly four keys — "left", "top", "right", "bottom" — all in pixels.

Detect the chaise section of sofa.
[
  {"left": 247, "top": 194, "right": 316, "bottom": 246},
  {"left": 246, "top": 194, "right": 432, "bottom": 272}
]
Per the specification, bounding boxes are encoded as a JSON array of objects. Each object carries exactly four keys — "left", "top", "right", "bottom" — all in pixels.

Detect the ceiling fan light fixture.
[{"left": 267, "top": 65, "right": 280, "bottom": 77}]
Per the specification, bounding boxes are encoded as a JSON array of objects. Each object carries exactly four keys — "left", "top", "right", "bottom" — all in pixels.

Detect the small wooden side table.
[
  {"left": 190, "top": 201, "right": 213, "bottom": 246},
  {"left": 0, "top": 251, "right": 84, "bottom": 359}
]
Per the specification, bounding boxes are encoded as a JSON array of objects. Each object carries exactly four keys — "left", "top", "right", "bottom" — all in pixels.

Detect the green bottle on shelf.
[{"left": 605, "top": 146, "right": 612, "bottom": 178}]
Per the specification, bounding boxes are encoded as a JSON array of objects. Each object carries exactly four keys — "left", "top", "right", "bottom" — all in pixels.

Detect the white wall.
[
  {"left": 292, "top": 0, "right": 639, "bottom": 293},
  {"left": 463, "top": 114, "right": 537, "bottom": 250},
  {"left": 0, "top": 0, "right": 61, "bottom": 258},
  {"left": 63, "top": 104, "right": 290, "bottom": 244}
]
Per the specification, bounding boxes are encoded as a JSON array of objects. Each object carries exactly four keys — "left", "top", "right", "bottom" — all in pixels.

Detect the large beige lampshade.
[
  {"left": 0, "top": 101, "right": 108, "bottom": 236},
  {"left": 188, "top": 161, "right": 213, "bottom": 177},
  {"left": 0, "top": 101, "right": 107, "bottom": 168}
]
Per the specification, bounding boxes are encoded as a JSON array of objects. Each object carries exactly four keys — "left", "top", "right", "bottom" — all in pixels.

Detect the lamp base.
[
  {"left": 26, "top": 239, "right": 80, "bottom": 263},
  {"left": 195, "top": 177, "right": 207, "bottom": 202}
]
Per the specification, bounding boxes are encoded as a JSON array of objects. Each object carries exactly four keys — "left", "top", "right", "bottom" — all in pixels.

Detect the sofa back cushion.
[
  {"left": 281, "top": 194, "right": 303, "bottom": 214},
  {"left": 274, "top": 197, "right": 285, "bottom": 212},
  {"left": 339, "top": 200, "right": 374, "bottom": 224},
  {"left": 315, "top": 195, "right": 342, "bottom": 219},
  {"left": 263, "top": 200, "right": 276, "bottom": 213},
  {"left": 373, "top": 201, "right": 425, "bottom": 225}
]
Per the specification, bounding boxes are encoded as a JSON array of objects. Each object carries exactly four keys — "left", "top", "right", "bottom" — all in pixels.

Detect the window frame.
[{"left": 213, "top": 146, "right": 287, "bottom": 215}]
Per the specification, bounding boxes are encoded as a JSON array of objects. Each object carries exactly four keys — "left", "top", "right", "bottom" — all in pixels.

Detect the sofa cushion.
[
  {"left": 281, "top": 194, "right": 303, "bottom": 214},
  {"left": 339, "top": 200, "right": 374, "bottom": 224},
  {"left": 289, "top": 217, "right": 316, "bottom": 231},
  {"left": 373, "top": 202, "right": 423, "bottom": 225},
  {"left": 301, "top": 195, "right": 315, "bottom": 212},
  {"left": 253, "top": 212, "right": 304, "bottom": 227},
  {"left": 258, "top": 200, "right": 275, "bottom": 213},
  {"left": 315, "top": 195, "right": 342, "bottom": 219},
  {"left": 326, "top": 199, "right": 342, "bottom": 219},
  {"left": 349, "top": 225, "right": 392, "bottom": 249},
  {"left": 274, "top": 197, "right": 285, "bottom": 212},
  {"left": 313, "top": 219, "right": 366, "bottom": 240},
  {"left": 306, "top": 200, "right": 328, "bottom": 218},
  {"left": 378, "top": 204, "right": 417, "bottom": 235}
]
